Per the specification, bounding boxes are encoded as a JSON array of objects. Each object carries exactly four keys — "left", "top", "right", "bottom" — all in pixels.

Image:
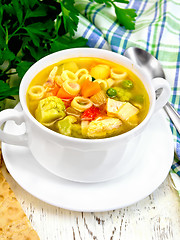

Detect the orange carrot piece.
[
  {"left": 51, "top": 85, "right": 60, "bottom": 96},
  {"left": 81, "top": 79, "right": 91, "bottom": 94},
  {"left": 57, "top": 87, "right": 74, "bottom": 99},
  {"left": 81, "top": 80, "right": 101, "bottom": 98}
]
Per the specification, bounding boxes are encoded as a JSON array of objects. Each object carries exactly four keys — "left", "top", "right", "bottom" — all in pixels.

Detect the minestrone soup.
[{"left": 27, "top": 57, "right": 150, "bottom": 139}]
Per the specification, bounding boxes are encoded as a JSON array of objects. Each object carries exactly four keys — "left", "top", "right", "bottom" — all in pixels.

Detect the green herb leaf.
[
  {"left": 0, "top": 80, "right": 19, "bottom": 101},
  {"left": 60, "top": 1, "right": 79, "bottom": 37},
  {"left": 16, "top": 61, "right": 34, "bottom": 78},
  {"left": 90, "top": 0, "right": 129, "bottom": 7},
  {"left": 114, "top": 6, "right": 137, "bottom": 30},
  {"left": 114, "top": 0, "right": 129, "bottom": 4},
  {"left": 25, "top": 6, "right": 47, "bottom": 19},
  {"left": 0, "top": 49, "right": 16, "bottom": 65},
  {"left": 92, "top": 0, "right": 136, "bottom": 30},
  {"left": 50, "top": 36, "right": 88, "bottom": 52},
  {"left": 12, "top": 0, "right": 23, "bottom": 24}
]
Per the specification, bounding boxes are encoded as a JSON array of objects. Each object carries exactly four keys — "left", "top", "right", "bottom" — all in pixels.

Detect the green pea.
[
  {"left": 122, "top": 80, "right": 134, "bottom": 89},
  {"left": 106, "top": 88, "right": 117, "bottom": 98}
]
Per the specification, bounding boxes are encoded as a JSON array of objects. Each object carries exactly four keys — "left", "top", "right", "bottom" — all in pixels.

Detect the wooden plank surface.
[{"left": 1, "top": 162, "right": 180, "bottom": 240}]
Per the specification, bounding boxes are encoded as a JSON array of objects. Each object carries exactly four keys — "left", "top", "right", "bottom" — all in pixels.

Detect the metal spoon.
[{"left": 124, "top": 47, "right": 180, "bottom": 134}]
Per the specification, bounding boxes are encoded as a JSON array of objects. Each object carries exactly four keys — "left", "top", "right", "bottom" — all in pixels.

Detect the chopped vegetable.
[
  {"left": 81, "top": 106, "right": 101, "bottom": 121},
  {"left": 81, "top": 79, "right": 101, "bottom": 98},
  {"left": 90, "top": 90, "right": 107, "bottom": 107},
  {"left": 51, "top": 85, "right": 60, "bottom": 96},
  {"left": 121, "top": 80, "right": 134, "bottom": 89},
  {"left": 66, "top": 107, "right": 82, "bottom": 120},
  {"left": 106, "top": 88, "right": 117, "bottom": 98},
  {"left": 119, "top": 92, "right": 132, "bottom": 102},
  {"left": 56, "top": 116, "right": 77, "bottom": 136},
  {"left": 90, "top": 64, "right": 110, "bottom": 80},
  {"left": 113, "top": 87, "right": 132, "bottom": 101},
  {"left": 57, "top": 87, "right": 74, "bottom": 99},
  {"left": 35, "top": 96, "right": 66, "bottom": 124},
  {"left": 71, "top": 124, "right": 82, "bottom": 138},
  {"left": 59, "top": 62, "right": 79, "bottom": 74},
  {"left": 132, "top": 95, "right": 144, "bottom": 104},
  {"left": 113, "top": 87, "right": 125, "bottom": 98}
]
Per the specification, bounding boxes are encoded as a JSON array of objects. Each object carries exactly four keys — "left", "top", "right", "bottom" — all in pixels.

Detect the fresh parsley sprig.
[{"left": 91, "top": 0, "right": 137, "bottom": 30}]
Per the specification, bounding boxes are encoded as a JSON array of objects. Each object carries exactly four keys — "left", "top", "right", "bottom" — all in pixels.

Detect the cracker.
[{"left": 0, "top": 150, "right": 40, "bottom": 239}]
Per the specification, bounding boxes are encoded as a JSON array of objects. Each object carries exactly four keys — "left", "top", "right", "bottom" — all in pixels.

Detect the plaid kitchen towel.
[{"left": 74, "top": 0, "right": 180, "bottom": 193}]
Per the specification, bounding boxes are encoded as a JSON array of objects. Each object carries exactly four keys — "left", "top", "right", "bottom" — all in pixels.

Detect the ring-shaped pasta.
[
  {"left": 71, "top": 97, "right": 92, "bottom": 112},
  {"left": 28, "top": 85, "right": 45, "bottom": 100},
  {"left": 106, "top": 78, "right": 115, "bottom": 88},
  {"left": 75, "top": 68, "right": 89, "bottom": 78},
  {"left": 55, "top": 75, "right": 64, "bottom": 87},
  {"left": 61, "top": 70, "right": 78, "bottom": 82},
  {"left": 49, "top": 66, "right": 58, "bottom": 81},
  {"left": 110, "top": 68, "right": 128, "bottom": 80},
  {"left": 78, "top": 74, "right": 92, "bottom": 85},
  {"left": 62, "top": 80, "right": 80, "bottom": 96},
  {"left": 94, "top": 79, "right": 108, "bottom": 90}
]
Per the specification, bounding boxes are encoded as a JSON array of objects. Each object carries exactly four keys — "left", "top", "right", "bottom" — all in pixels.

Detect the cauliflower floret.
[
  {"left": 87, "top": 117, "right": 122, "bottom": 138},
  {"left": 35, "top": 96, "right": 66, "bottom": 124}
]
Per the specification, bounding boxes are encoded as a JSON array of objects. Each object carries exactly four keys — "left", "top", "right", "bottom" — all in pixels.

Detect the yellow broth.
[{"left": 26, "top": 57, "right": 150, "bottom": 139}]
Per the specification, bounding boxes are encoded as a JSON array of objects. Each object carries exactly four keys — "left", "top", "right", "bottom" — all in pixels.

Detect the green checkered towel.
[{"left": 74, "top": 0, "right": 180, "bottom": 194}]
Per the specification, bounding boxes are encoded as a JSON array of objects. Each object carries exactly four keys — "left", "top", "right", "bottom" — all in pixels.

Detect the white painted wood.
[{"left": 1, "top": 165, "right": 180, "bottom": 240}]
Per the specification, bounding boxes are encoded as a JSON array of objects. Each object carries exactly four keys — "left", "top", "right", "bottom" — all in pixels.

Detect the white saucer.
[{"left": 2, "top": 108, "right": 174, "bottom": 212}]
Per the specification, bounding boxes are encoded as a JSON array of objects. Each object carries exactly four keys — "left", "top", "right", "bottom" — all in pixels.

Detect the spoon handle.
[{"left": 164, "top": 102, "right": 180, "bottom": 135}]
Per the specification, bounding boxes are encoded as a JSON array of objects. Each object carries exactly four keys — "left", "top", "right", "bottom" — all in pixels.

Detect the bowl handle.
[
  {"left": 0, "top": 109, "right": 28, "bottom": 146},
  {"left": 152, "top": 78, "right": 171, "bottom": 113}
]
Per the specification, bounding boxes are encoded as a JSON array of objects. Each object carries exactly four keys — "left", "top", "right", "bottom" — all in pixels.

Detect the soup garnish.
[{"left": 27, "top": 57, "right": 150, "bottom": 139}]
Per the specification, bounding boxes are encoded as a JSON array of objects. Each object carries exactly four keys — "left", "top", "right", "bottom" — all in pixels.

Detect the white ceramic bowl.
[{"left": 0, "top": 48, "right": 171, "bottom": 182}]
